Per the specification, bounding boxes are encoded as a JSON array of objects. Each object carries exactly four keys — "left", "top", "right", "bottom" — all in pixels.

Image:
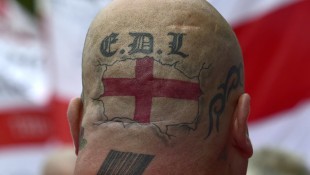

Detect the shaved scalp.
[{"left": 77, "top": 0, "right": 244, "bottom": 174}]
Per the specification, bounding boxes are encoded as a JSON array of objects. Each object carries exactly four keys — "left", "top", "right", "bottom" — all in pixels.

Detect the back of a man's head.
[{"left": 67, "top": 0, "right": 253, "bottom": 174}]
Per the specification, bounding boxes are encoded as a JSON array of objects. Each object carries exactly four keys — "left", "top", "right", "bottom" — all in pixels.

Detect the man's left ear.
[
  {"left": 232, "top": 93, "right": 253, "bottom": 158},
  {"left": 67, "top": 98, "right": 83, "bottom": 155}
]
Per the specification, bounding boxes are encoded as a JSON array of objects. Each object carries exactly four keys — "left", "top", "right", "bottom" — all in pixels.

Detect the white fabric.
[
  {"left": 209, "top": 0, "right": 298, "bottom": 26},
  {"left": 249, "top": 100, "right": 310, "bottom": 168},
  {"left": 0, "top": 144, "right": 65, "bottom": 175},
  {"left": 0, "top": 1, "right": 49, "bottom": 109},
  {"left": 47, "top": 0, "right": 112, "bottom": 99}
]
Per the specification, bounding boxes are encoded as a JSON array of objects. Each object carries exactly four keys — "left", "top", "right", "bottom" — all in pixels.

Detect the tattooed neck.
[{"left": 97, "top": 150, "right": 155, "bottom": 175}]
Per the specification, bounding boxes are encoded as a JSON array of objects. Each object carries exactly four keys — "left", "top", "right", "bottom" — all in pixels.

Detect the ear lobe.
[
  {"left": 67, "top": 98, "right": 83, "bottom": 155},
  {"left": 232, "top": 93, "right": 253, "bottom": 158}
]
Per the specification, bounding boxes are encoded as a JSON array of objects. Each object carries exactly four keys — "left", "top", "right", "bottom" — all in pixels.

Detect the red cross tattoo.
[{"left": 102, "top": 57, "right": 201, "bottom": 123}]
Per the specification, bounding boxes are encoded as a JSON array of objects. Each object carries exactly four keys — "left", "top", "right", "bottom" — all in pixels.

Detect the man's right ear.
[
  {"left": 67, "top": 98, "right": 83, "bottom": 155},
  {"left": 232, "top": 93, "right": 253, "bottom": 158}
]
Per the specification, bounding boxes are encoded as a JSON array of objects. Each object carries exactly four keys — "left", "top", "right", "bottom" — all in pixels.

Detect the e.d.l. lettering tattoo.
[{"left": 100, "top": 32, "right": 188, "bottom": 57}]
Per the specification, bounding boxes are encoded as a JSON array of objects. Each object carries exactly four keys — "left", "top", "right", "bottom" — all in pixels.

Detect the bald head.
[
  {"left": 82, "top": 0, "right": 242, "bottom": 100},
  {"left": 68, "top": 0, "right": 252, "bottom": 174}
]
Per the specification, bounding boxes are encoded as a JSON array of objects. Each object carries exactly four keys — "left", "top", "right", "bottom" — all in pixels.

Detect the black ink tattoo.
[
  {"left": 206, "top": 64, "right": 243, "bottom": 138},
  {"left": 168, "top": 32, "right": 189, "bottom": 58},
  {"left": 79, "top": 127, "right": 87, "bottom": 150},
  {"left": 128, "top": 32, "right": 154, "bottom": 55},
  {"left": 97, "top": 150, "right": 155, "bottom": 175},
  {"left": 100, "top": 32, "right": 189, "bottom": 59},
  {"left": 101, "top": 33, "right": 119, "bottom": 57}
]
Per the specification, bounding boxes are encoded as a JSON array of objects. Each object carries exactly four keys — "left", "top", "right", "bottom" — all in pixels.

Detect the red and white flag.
[
  {"left": 0, "top": 0, "right": 50, "bottom": 147},
  {"left": 0, "top": 0, "right": 52, "bottom": 174},
  {"left": 210, "top": 0, "right": 310, "bottom": 167}
]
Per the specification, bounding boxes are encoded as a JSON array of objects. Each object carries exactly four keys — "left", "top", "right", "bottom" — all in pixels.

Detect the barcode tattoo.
[{"left": 97, "top": 150, "right": 155, "bottom": 175}]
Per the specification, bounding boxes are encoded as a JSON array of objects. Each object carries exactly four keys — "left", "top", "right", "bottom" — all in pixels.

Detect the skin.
[{"left": 67, "top": 0, "right": 253, "bottom": 174}]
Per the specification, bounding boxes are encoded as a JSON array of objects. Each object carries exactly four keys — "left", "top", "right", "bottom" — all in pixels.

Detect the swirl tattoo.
[{"left": 205, "top": 64, "right": 243, "bottom": 138}]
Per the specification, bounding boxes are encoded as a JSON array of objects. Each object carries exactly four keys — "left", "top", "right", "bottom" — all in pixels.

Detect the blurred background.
[{"left": 0, "top": 0, "right": 309, "bottom": 174}]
